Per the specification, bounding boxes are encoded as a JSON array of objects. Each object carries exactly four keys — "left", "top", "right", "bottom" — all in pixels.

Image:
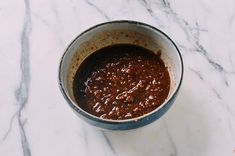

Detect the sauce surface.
[{"left": 73, "top": 44, "right": 170, "bottom": 120}]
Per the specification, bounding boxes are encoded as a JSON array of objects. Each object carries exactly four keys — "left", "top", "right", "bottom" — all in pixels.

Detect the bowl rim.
[{"left": 58, "top": 20, "right": 184, "bottom": 124}]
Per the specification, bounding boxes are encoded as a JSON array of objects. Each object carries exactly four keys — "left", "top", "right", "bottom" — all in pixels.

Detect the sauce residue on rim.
[{"left": 73, "top": 44, "right": 170, "bottom": 120}]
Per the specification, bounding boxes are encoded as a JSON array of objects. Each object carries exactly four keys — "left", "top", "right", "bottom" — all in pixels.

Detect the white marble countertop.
[{"left": 1, "top": 0, "right": 235, "bottom": 155}]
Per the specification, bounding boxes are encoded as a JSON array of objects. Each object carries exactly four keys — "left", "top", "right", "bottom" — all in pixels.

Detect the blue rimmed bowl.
[{"left": 58, "top": 20, "right": 183, "bottom": 130}]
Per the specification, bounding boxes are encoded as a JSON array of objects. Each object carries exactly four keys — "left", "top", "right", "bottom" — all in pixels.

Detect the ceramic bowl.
[{"left": 58, "top": 20, "right": 183, "bottom": 130}]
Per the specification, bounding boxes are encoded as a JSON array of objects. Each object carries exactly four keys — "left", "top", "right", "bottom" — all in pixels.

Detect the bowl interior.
[{"left": 59, "top": 21, "right": 183, "bottom": 121}]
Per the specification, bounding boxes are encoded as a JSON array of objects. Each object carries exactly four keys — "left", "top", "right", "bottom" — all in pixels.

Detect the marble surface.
[{"left": 1, "top": 0, "right": 235, "bottom": 155}]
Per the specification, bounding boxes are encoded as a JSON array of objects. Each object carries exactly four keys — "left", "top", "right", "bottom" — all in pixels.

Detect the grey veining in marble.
[{"left": 4, "top": 0, "right": 32, "bottom": 156}]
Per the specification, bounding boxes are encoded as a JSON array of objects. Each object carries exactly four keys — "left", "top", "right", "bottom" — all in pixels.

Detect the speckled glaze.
[{"left": 58, "top": 20, "right": 183, "bottom": 130}]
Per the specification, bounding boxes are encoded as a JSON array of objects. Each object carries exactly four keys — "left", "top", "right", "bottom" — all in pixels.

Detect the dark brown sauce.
[{"left": 73, "top": 44, "right": 170, "bottom": 120}]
